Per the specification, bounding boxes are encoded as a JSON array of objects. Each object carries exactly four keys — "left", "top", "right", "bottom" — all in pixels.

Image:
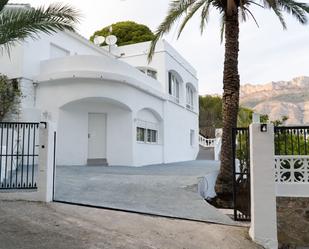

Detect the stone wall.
[{"left": 277, "top": 197, "right": 309, "bottom": 248}]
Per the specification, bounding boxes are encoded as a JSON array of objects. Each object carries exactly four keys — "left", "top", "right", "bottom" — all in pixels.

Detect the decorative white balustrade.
[
  {"left": 198, "top": 135, "right": 216, "bottom": 148},
  {"left": 198, "top": 134, "right": 222, "bottom": 160},
  {"left": 274, "top": 156, "right": 309, "bottom": 183}
]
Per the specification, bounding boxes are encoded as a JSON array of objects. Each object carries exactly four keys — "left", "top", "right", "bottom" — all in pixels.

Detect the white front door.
[{"left": 88, "top": 113, "right": 107, "bottom": 159}]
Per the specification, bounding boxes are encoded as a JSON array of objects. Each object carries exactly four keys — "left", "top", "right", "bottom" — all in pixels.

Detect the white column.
[
  {"left": 249, "top": 123, "right": 278, "bottom": 249},
  {"left": 37, "top": 122, "right": 56, "bottom": 202}
]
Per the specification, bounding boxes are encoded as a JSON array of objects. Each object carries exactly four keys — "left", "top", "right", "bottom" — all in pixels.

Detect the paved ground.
[
  {"left": 0, "top": 200, "right": 261, "bottom": 249},
  {"left": 197, "top": 147, "right": 215, "bottom": 160},
  {"left": 54, "top": 160, "right": 235, "bottom": 225}
]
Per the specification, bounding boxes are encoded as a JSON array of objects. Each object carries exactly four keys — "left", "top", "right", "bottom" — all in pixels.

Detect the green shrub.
[
  {"left": 90, "top": 21, "right": 155, "bottom": 46},
  {"left": 0, "top": 74, "right": 21, "bottom": 121}
]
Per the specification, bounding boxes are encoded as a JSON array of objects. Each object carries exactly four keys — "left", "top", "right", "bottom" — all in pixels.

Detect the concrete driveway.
[
  {"left": 54, "top": 160, "right": 235, "bottom": 225},
  {"left": 0, "top": 201, "right": 261, "bottom": 249}
]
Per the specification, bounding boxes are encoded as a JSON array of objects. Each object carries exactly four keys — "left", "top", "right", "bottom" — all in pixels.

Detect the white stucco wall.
[
  {"left": 134, "top": 108, "right": 164, "bottom": 166},
  {"left": 58, "top": 100, "right": 133, "bottom": 166},
  {"left": 116, "top": 42, "right": 167, "bottom": 92},
  {"left": 163, "top": 101, "right": 199, "bottom": 163},
  {"left": 35, "top": 77, "right": 166, "bottom": 166},
  {"left": 0, "top": 44, "right": 24, "bottom": 79},
  {"left": 249, "top": 123, "right": 278, "bottom": 249},
  {"left": 116, "top": 41, "right": 198, "bottom": 102},
  {"left": 0, "top": 31, "right": 109, "bottom": 80},
  {"left": 22, "top": 32, "right": 110, "bottom": 79},
  {"left": 0, "top": 31, "right": 199, "bottom": 167}
]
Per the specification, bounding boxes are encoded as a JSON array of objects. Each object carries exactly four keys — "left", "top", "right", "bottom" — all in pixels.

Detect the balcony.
[{"left": 37, "top": 55, "right": 163, "bottom": 93}]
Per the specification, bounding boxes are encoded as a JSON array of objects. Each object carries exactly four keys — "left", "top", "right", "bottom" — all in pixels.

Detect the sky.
[{"left": 10, "top": 0, "right": 309, "bottom": 94}]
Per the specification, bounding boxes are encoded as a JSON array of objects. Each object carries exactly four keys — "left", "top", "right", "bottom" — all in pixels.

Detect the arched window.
[
  {"left": 137, "top": 67, "right": 157, "bottom": 80},
  {"left": 136, "top": 108, "right": 162, "bottom": 144},
  {"left": 168, "top": 71, "right": 182, "bottom": 103},
  {"left": 186, "top": 83, "right": 196, "bottom": 110}
]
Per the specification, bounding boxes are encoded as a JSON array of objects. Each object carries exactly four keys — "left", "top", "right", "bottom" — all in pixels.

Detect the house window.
[
  {"left": 136, "top": 127, "right": 158, "bottom": 144},
  {"left": 137, "top": 127, "right": 145, "bottom": 142},
  {"left": 168, "top": 72, "right": 180, "bottom": 103},
  {"left": 190, "top": 129, "right": 195, "bottom": 146},
  {"left": 147, "top": 70, "right": 157, "bottom": 79},
  {"left": 137, "top": 67, "right": 157, "bottom": 80},
  {"left": 147, "top": 129, "right": 157, "bottom": 143},
  {"left": 186, "top": 85, "right": 194, "bottom": 110}
]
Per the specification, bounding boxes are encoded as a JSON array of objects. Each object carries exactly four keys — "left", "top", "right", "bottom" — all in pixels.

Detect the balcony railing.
[{"left": 199, "top": 135, "right": 216, "bottom": 148}]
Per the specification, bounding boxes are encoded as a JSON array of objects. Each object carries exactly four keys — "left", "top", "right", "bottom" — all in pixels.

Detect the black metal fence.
[
  {"left": 0, "top": 122, "right": 39, "bottom": 190},
  {"left": 232, "top": 127, "right": 251, "bottom": 221},
  {"left": 274, "top": 126, "right": 309, "bottom": 155}
]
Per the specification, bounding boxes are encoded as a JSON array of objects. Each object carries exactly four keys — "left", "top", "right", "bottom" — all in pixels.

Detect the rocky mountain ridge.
[{"left": 240, "top": 76, "right": 309, "bottom": 124}]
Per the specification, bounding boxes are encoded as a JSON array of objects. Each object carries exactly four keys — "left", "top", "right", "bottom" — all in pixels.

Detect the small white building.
[{"left": 0, "top": 31, "right": 199, "bottom": 166}]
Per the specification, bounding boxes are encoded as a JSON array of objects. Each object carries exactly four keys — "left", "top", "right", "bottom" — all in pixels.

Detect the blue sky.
[{"left": 11, "top": 0, "right": 309, "bottom": 94}]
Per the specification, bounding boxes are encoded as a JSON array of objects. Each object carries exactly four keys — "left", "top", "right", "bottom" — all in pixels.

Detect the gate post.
[
  {"left": 249, "top": 123, "right": 278, "bottom": 249},
  {"left": 37, "top": 122, "right": 56, "bottom": 202}
]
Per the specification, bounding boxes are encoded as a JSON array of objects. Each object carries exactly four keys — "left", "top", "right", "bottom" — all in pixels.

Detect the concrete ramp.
[
  {"left": 197, "top": 146, "right": 215, "bottom": 160},
  {"left": 54, "top": 161, "right": 237, "bottom": 226}
]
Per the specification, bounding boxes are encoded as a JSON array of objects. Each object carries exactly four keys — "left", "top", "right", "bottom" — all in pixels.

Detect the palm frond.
[
  {"left": 247, "top": 1, "right": 264, "bottom": 8},
  {"left": 200, "top": 0, "right": 213, "bottom": 34},
  {"left": 177, "top": 0, "right": 208, "bottom": 38},
  {"left": 148, "top": 0, "right": 196, "bottom": 62},
  {"left": 278, "top": 0, "right": 309, "bottom": 24},
  {"left": 220, "top": 13, "right": 225, "bottom": 44},
  {"left": 0, "top": 0, "right": 8, "bottom": 13},
  {"left": 262, "top": 0, "right": 288, "bottom": 28},
  {"left": 262, "top": 0, "right": 278, "bottom": 9},
  {"left": 268, "top": 3, "right": 287, "bottom": 29},
  {"left": 0, "top": 3, "right": 81, "bottom": 53},
  {"left": 244, "top": 7, "right": 260, "bottom": 27}
]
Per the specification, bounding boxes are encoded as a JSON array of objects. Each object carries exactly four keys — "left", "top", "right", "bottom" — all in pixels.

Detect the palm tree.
[
  {"left": 148, "top": 0, "right": 309, "bottom": 207},
  {"left": 0, "top": 0, "right": 80, "bottom": 53}
]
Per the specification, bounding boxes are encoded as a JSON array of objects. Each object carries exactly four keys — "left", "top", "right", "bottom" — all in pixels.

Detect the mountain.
[{"left": 240, "top": 76, "right": 309, "bottom": 124}]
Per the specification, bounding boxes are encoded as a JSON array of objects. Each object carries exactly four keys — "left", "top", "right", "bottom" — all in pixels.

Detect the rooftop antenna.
[
  {"left": 93, "top": 25, "right": 118, "bottom": 54},
  {"left": 105, "top": 32, "right": 117, "bottom": 53},
  {"left": 93, "top": 35, "right": 105, "bottom": 46}
]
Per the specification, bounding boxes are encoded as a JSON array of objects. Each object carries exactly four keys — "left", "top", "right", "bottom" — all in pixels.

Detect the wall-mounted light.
[
  {"left": 260, "top": 124, "right": 267, "bottom": 132},
  {"left": 39, "top": 122, "right": 47, "bottom": 129}
]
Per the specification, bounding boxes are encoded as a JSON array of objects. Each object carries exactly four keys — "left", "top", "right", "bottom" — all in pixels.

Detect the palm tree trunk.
[{"left": 214, "top": 9, "right": 240, "bottom": 207}]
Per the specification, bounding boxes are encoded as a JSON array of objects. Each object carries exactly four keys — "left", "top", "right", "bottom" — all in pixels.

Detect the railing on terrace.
[
  {"left": 274, "top": 126, "right": 309, "bottom": 155},
  {"left": 199, "top": 135, "right": 216, "bottom": 148},
  {"left": 274, "top": 126, "right": 309, "bottom": 194},
  {"left": 0, "top": 122, "right": 39, "bottom": 190}
]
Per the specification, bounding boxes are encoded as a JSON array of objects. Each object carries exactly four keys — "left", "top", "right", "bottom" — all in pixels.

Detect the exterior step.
[{"left": 87, "top": 158, "right": 108, "bottom": 166}]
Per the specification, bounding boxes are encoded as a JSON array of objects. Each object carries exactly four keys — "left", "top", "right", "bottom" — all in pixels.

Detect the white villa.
[{"left": 0, "top": 31, "right": 199, "bottom": 166}]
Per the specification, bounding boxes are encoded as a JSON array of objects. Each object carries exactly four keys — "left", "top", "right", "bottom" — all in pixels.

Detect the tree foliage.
[
  {"left": 199, "top": 95, "right": 223, "bottom": 137},
  {"left": 199, "top": 95, "right": 287, "bottom": 135},
  {"left": 275, "top": 129, "right": 308, "bottom": 155},
  {"left": 90, "top": 21, "right": 155, "bottom": 46},
  {"left": 199, "top": 95, "right": 222, "bottom": 128},
  {"left": 0, "top": 74, "right": 21, "bottom": 121},
  {"left": 237, "top": 107, "right": 269, "bottom": 127}
]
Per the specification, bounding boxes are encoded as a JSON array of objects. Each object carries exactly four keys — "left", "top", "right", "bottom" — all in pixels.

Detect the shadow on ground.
[{"left": 0, "top": 201, "right": 262, "bottom": 249}]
